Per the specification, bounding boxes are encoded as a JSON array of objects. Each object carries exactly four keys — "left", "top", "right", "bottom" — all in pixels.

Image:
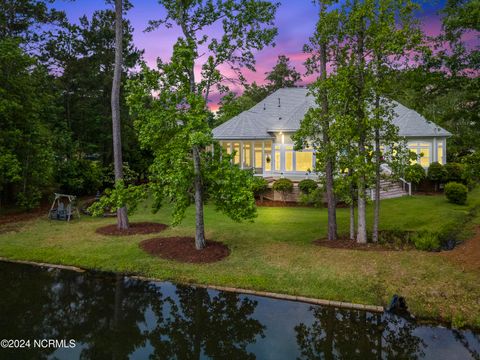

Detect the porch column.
[{"left": 262, "top": 141, "right": 265, "bottom": 173}]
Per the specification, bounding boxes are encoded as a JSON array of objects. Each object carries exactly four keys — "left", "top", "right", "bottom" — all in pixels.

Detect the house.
[{"left": 212, "top": 87, "right": 451, "bottom": 180}]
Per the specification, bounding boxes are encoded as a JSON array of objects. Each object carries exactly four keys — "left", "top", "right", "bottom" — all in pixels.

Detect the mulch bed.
[
  {"left": 314, "top": 237, "right": 406, "bottom": 251},
  {"left": 95, "top": 222, "right": 168, "bottom": 236},
  {"left": 0, "top": 203, "right": 50, "bottom": 227},
  {"left": 139, "top": 237, "right": 230, "bottom": 263}
]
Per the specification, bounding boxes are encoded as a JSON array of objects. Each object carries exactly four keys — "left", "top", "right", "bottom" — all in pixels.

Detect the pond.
[{"left": 0, "top": 262, "right": 478, "bottom": 359}]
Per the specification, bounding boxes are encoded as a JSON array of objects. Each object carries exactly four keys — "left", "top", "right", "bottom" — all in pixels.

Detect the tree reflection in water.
[
  {"left": 0, "top": 263, "right": 264, "bottom": 359},
  {"left": 295, "top": 306, "right": 425, "bottom": 360},
  {"left": 148, "top": 285, "right": 265, "bottom": 359}
]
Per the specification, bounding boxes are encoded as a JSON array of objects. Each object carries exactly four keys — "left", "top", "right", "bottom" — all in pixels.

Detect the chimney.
[
  {"left": 263, "top": 103, "right": 266, "bottom": 110},
  {"left": 278, "top": 98, "right": 281, "bottom": 107}
]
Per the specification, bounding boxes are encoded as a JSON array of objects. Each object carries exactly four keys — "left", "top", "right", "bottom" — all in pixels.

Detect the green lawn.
[{"left": 1, "top": 189, "right": 480, "bottom": 328}]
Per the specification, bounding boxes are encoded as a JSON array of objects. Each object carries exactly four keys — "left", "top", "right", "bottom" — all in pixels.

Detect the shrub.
[
  {"left": 427, "top": 162, "right": 447, "bottom": 183},
  {"left": 376, "top": 229, "right": 413, "bottom": 246},
  {"left": 444, "top": 181, "right": 468, "bottom": 205},
  {"left": 411, "top": 232, "right": 440, "bottom": 251},
  {"left": 272, "top": 178, "right": 293, "bottom": 202},
  {"left": 404, "top": 163, "right": 425, "bottom": 185},
  {"left": 299, "top": 187, "right": 324, "bottom": 207},
  {"left": 427, "top": 162, "right": 447, "bottom": 191},
  {"left": 298, "top": 179, "right": 318, "bottom": 194},
  {"left": 251, "top": 177, "right": 269, "bottom": 201},
  {"left": 444, "top": 162, "right": 465, "bottom": 183}
]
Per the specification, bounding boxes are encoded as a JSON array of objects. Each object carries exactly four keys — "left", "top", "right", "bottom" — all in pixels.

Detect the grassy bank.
[{"left": 1, "top": 189, "right": 479, "bottom": 328}]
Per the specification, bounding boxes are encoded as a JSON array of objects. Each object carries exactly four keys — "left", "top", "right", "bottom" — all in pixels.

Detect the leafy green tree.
[
  {"left": 130, "top": 0, "right": 278, "bottom": 249},
  {"left": 387, "top": 0, "right": 479, "bottom": 161},
  {"left": 294, "top": 0, "right": 340, "bottom": 241},
  {"left": 0, "top": 39, "right": 57, "bottom": 209},
  {"left": 296, "top": 0, "right": 421, "bottom": 243},
  {"left": 44, "top": 6, "right": 144, "bottom": 169},
  {"left": 0, "top": 0, "right": 66, "bottom": 46}
]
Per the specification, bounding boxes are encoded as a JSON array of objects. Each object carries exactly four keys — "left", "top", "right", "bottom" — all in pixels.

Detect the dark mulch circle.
[
  {"left": 96, "top": 222, "right": 168, "bottom": 236},
  {"left": 314, "top": 237, "right": 407, "bottom": 251},
  {"left": 139, "top": 237, "right": 230, "bottom": 263}
]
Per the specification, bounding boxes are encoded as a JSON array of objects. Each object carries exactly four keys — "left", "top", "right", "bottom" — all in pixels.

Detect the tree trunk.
[
  {"left": 349, "top": 171, "right": 356, "bottom": 240},
  {"left": 319, "top": 3, "right": 337, "bottom": 241},
  {"left": 355, "top": 6, "right": 367, "bottom": 244},
  {"left": 353, "top": 6, "right": 367, "bottom": 244},
  {"left": 357, "top": 173, "right": 367, "bottom": 243},
  {"left": 372, "top": 127, "right": 381, "bottom": 242},
  {"left": 193, "top": 146, "right": 206, "bottom": 250},
  {"left": 112, "top": 0, "right": 128, "bottom": 229},
  {"left": 178, "top": 4, "right": 207, "bottom": 250}
]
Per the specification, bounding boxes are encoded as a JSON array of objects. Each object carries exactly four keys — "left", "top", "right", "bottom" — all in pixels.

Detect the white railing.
[{"left": 399, "top": 177, "right": 412, "bottom": 196}]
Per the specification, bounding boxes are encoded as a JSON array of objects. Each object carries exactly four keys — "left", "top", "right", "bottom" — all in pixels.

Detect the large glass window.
[
  {"left": 437, "top": 141, "right": 444, "bottom": 164},
  {"left": 274, "top": 145, "right": 281, "bottom": 171},
  {"left": 243, "top": 143, "right": 251, "bottom": 168},
  {"left": 296, "top": 151, "right": 313, "bottom": 172},
  {"left": 222, "top": 142, "right": 231, "bottom": 154},
  {"left": 265, "top": 142, "right": 272, "bottom": 171},
  {"left": 254, "top": 142, "right": 263, "bottom": 169},
  {"left": 233, "top": 142, "right": 240, "bottom": 164},
  {"left": 285, "top": 146, "right": 293, "bottom": 172},
  {"left": 408, "top": 141, "right": 431, "bottom": 167}
]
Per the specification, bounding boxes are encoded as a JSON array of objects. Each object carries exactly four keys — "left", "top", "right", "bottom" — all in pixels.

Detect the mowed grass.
[{"left": 1, "top": 188, "right": 479, "bottom": 328}]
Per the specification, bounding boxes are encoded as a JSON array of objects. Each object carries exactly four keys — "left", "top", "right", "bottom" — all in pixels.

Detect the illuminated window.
[
  {"left": 233, "top": 142, "right": 240, "bottom": 164},
  {"left": 296, "top": 151, "right": 313, "bottom": 172},
  {"left": 254, "top": 142, "right": 263, "bottom": 169},
  {"left": 437, "top": 142, "right": 444, "bottom": 164},
  {"left": 222, "top": 142, "right": 231, "bottom": 154},
  {"left": 243, "top": 143, "right": 251, "bottom": 167},
  {"left": 419, "top": 148, "right": 430, "bottom": 167},
  {"left": 265, "top": 142, "right": 272, "bottom": 171},
  {"left": 408, "top": 141, "right": 431, "bottom": 167},
  {"left": 285, "top": 146, "right": 293, "bottom": 172},
  {"left": 275, "top": 145, "right": 281, "bottom": 171}
]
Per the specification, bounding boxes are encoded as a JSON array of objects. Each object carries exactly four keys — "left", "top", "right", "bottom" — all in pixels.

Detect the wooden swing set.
[{"left": 48, "top": 193, "right": 80, "bottom": 221}]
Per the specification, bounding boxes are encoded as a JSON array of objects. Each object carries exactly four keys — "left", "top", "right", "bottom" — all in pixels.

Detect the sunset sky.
[{"left": 54, "top": 0, "right": 455, "bottom": 108}]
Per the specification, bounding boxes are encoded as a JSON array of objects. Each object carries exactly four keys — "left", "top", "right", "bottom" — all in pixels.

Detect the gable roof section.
[{"left": 212, "top": 87, "right": 451, "bottom": 140}]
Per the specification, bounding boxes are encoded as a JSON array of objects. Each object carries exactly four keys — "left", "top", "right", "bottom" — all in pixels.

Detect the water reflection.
[
  {"left": 0, "top": 262, "right": 478, "bottom": 359},
  {"left": 295, "top": 306, "right": 425, "bottom": 359}
]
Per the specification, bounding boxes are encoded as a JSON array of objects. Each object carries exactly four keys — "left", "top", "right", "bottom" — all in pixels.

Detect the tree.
[
  {"left": 0, "top": 39, "right": 57, "bottom": 209},
  {"left": 296, "top": 0, "right": 422, "bottom": 244},
  {"left": 0, "top": 0, "right": 66, "bottom": 47},
  {"left": 368, "top": 1, "right": 422, "bottom": 242},
  {"left": 111, "top": 0, "right": 128, "bottom": 229},
  {"left": 387, "top": 0, "right": 479, "bottom": 161},
  {"left": 130, "top": 0, "right": 278, "bottom": 250},
  {"left": 294, "top": 0, "right": 339, "bottom": 241},
  {"left": 265, "top": 55, "right": 301, "bottom": 90}
]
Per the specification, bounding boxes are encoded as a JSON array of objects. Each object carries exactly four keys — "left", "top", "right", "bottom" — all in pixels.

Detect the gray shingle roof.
[{"left": 212, "top": 88, "right": 451, "bottom": 139}]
